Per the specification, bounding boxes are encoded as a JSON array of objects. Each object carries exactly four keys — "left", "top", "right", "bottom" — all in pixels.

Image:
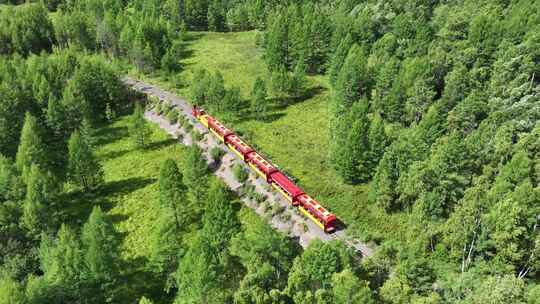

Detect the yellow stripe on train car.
[
  {"left": 299, "top": 207, "right": 325, "bottom": 230},
  {"left": 199, "top": 115, "right": 209, "bottom": 128},
  {"left": 272, "top": 183, "right": 293, "bottom": 202},
  {"left": 209, "top": 128, "right": 225, "bottom": 142},
  {"left": 248, "top": 163, "right": 267, "bottom": 180},
  {"left": 227, "top": 144, "right": 245, "bottom": 160}
]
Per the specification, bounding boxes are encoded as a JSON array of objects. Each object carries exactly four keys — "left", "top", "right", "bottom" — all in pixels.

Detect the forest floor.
[
  {"left": 128, "top": 31, "right": 393, "bottom": 243},
  {"left": 124, "top": 77, "right": 373, "bottom": 257}
]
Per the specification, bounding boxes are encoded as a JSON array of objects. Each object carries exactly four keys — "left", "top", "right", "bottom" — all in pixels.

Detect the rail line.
[{"left": 123, "top": 77, "right": 374, "bottom": 258}]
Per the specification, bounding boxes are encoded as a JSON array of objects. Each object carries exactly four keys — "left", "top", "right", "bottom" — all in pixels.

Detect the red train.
[{"left": 192, "top": 106, "right": 337, "bottom": 233}]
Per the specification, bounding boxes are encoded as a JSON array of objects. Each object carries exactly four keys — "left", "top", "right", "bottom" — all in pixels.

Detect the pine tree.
[
  {"left": 67, "top": 130, "right": 103, "bottom": 191},
  {"left": 139, "top": 296, "right": 154, "bottom": 304},
  {"left": 46, "top": 93, "right": 67, "bottom": 138},
  {"left": 79, "top": 118, "right": 96, "bottom": 149},
  {"left": 328, "top": 34, "right": 353, "bottom": 86},
  {"left": 201, "top": 181, "right": 239, "bottom": 250},
  {"left": 331, "top": 102, "right": 371, "bottom": 184},
  {"left": 333, "top": 45, "right": 371, "bottom": 110},
  {"left": 182, "top": 145, "right": 208, "bottom": 210},
  {"left": 21, "top": 165, "right": 57, "bottom": 238},
  {"left": 16, "top": 112, "right": 47, "bottom": 182},
  {"left": 265, "top": 13, "right": 290, "bottom": 71},
  {"left": 207, "top": 71, "right": 226, "bottom": 112},
  {"left": 368, "top": 114, "right": 388, "bottom": 171},
  {"left": 207, "top": 0, "right": 225, "bottom": 32},
  {"left": 129, "top": 103, "right": 151, "bottom": 148},
  {"left": 81, "top": 206, "right": 118, "bottom": 285},
  {"left": 39, "top": 224, "right": 83, "bottom": 286},
  {"left": 159, "top": 159, "right": 189, "bottom": 231},
  {"left": 289, "top": 57, "right": 307, "bottom": 98},
  {"left": 0, "top": 275, "right": 25, "bottom": 304},
  {"left": 251, "top": 77, "right": 268, "bottom": 119}
]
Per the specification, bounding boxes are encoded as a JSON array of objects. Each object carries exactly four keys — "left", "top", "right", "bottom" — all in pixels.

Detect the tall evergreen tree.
[
  {"left": 129, "top": 103, "right": 151, "bottom": 148},
  {"left": 0, "top": 275, "right": 25, "bottom": 304},
  {"left": 67, "top": 130, "right": 103, "bottom": 191},
  {"left": 333, "top": 45, "right": 371, "bottom": 110},
  {"left": 39, "top": 224, "right": 83, "bottom": 286},
  {"left": 21, "top": 165, "right": 57, "bottom": 238},
  {"left": 328, "top": 33, "right": 353, "bottom": 86},
  {"left": 368, "top": 114, "right": 388, "bottom": 171},
  {"left": 182, "top": 145, "right": 208, "bottom": 210},
  {"left": 331, "top": 102, "right": 371, "bottom": 184},
  {"left": 159, "top": 159, "right": 189, "bottom": 230},
  {"left": 16, "top": 112, "right": 47, "bottom": 182},
  {"left": 251, "top": 77, "right": 268, "bottom": 119},
  {"left": 81, "top": 206, "right": 118, "bottom": 288}
]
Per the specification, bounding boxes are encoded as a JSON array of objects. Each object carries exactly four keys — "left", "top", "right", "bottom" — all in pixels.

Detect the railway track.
[{"left": 123, "top": 77, "right": 374, "bottom": 258}]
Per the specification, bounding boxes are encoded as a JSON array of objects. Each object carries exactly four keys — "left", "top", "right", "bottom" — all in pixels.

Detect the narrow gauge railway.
[{"left": 192, "top": 106, "right": 338, "bottom": 233}]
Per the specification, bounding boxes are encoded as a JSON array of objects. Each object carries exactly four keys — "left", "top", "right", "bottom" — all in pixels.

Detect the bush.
[
  {"left": 210, "top": 147, "right": 225, "bottom": 162},
  {"left": 167, "top": 108, "right": 179, "bottom": 124},
  {"left": 190, "top": 130, "right": 203, "bottom": 142},
  {"left": 233, "top": 164, "right": 249, "bottom": 183}
]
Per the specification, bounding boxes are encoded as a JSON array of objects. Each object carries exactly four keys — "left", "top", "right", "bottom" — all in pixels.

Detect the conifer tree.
[
  {"left": 129, "top": 103, "right": 151, "bottom": 148},
  {"left": 46, "top": 93, "right": 67, "bottom": 138},
  {"left": 0, "top": 275, "right": 25, "bottom": 304},
  {"left": 39, "top": 224, "right": 83, "bottom": 286},
  {"left": 289, "top": 57, "right": 307, "bottom": 98},
  {"left": 159, "top": 159, "right": 189, "bottom": 231},
  {"left": 139, "top": 296, "right": 154, "bottom": 304},
  {"left": 368, "top": 114, "right": 388, "bottom": 171},
  {"left": 334, "top": 45, "right": 371, "bottom": 110},
  {"left": 201, "top": 181, "right": 239, "bottom": 250},
  {"left": 331, "top": 102, "right": 371, "bottom": 184},
  {"left": 67, "top": 130, "right": 103, "bottom": 191},
  {"left": 328, "top": 34, "right": 353, "bottom": 86},
  {"left": 182, "top": 145, "right": 208, "bottom": 210},
  {"left": 16, "top": 112, "right": 47, "bottom": 182},
  {"left": 21, "top": 165, "right": 57, "bottom": 237},
  {"left": 81, "top": 206, "right": 118, "bottom": 285},
  {"left": 207, "top": 71, "right": 226, "bottom": 112},
  {"left": 251, "top": 77, "right": 268, "bottom": 119}
]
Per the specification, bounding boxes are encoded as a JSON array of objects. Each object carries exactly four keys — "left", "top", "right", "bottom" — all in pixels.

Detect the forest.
[{"left": 0, "top": 0, "right": 539, "bottom": 303}]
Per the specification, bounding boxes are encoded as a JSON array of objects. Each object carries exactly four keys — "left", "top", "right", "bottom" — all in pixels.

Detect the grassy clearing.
[{"left": 128, "top": 31, "right": 385, "bottom": 239}]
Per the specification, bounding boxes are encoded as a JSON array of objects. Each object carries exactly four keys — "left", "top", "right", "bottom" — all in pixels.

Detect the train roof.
[
  {"left": 270, "top": 171, "right": 304, "bottom": 197},
  {"left": 227, "top": 134, "right": 254, "bottom": 154},
  {"left": 248, "top": 152, "right": 277, "bottom": 174},
  {"left": 207, "top": 116, "right": 233, "bottom": 137},
  {"left": 297, "top": 194, "right": 336, "bottom": 223}
]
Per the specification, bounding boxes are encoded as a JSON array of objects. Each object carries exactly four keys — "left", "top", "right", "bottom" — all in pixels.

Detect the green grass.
[{"left": 129, "top": 30, "right": 403, "bottom": 244}]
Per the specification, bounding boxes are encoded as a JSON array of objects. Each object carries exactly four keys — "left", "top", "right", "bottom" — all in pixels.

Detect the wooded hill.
[{"left": 0, "top": 0, "right": 539, "bottom": 303}]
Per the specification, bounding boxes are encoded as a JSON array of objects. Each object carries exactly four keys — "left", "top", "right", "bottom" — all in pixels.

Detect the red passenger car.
[
  {"left": 297, "top": 194, "right": 337, "bottom": 233},
  {"left": 225, "top": 134, "right": 255, "bottom": 161},
  {"left": 269, "top": 171, "right": 304, "bottom": 206},
  {"left": 246, "top": 152, "right": 277, "bottom": 182}
]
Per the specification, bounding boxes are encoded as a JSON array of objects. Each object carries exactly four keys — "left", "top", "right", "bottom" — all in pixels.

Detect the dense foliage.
[{"left": 1, "top": 0, "right": 540, "bottom": 303}]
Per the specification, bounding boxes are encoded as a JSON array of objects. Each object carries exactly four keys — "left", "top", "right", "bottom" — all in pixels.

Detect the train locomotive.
[{"left": 192, "top": 106, "right": 337, "bottom": 233}]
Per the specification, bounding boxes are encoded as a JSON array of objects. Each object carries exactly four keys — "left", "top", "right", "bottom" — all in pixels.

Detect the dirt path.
[{"left": 123, "top": 77, "right": 373, "bottom": 258}]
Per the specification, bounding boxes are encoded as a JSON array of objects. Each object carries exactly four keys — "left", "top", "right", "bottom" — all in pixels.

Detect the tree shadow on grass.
[
  {"left": 144, "top": 138, "right": 177, "bottom": 151},
  {"left": 59, "top": 177, "right": 156, "bottom": 226},
  {"left": 268, "top": 86, "right": 326, "bottom": 111},
  {"left": 94, "top": 125, "right": 129, "bottom": 147}
]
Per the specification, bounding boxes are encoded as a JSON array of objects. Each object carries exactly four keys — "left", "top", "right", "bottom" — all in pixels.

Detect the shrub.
[
  {"left": 190, "top": 130, "right": 203, "bottom": 142},
  {"left": 167, "top": 108, "right": 179, "bottom": 124},
  {"left": 210, "top": 147, "right": 225, "bottom": 162},
  {"left": 233, "top": 164, "right": 248, "bottom": 183}
]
